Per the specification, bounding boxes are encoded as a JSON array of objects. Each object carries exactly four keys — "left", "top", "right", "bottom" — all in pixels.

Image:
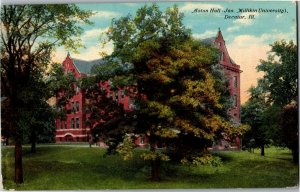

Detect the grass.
[{"left": 1, "top": 145, "right": 299, "bottom": 190}]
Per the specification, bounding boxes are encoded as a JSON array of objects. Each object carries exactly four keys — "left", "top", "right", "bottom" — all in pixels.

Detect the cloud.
[
  {"left": 81, "top": 28, "right": 109, "bottom": 42},
  {"left": 226, "top": 29, "right": 295, "bottom": 103},
  {"left": 71, "top": 45, "right": 109, "bottom": 60},
  {"left": 226, "top": 25, "right": 240, "bottom": 32},
  {"left": 227, "top": 35, "right": 269, "bottom": 103},
  {"left": 52, "top": 47, "right": 67, "bottom": 63},
  {"left": 52, "top": 41, "right": 114, "bottom": 62},
  {"left": 180, "top": 3, "right": 223, "bottom": 12},
  {"left": 91, "top": 11, "right": 120, "bottom": 19},
  {"left": 193, "top": 30, "right": 217, "bottom": 39}
]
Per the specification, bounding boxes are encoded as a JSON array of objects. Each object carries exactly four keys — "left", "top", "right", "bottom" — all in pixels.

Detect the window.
[
  {"left": 140, "top": 135, "right": 144, "bottom": 144},
  {"left": 65, "top": 122, "right": 67, "bottom": 129},
  {"left": 129, "top": 103, "right": 135, "bottom": 110},
  {"left": 57, "top": 120, "right": 60, "bottom": 129},
  {"left": 75, "top": 101, "right": 79, "bottom": 112},
  {"left": 72, "top": 102, "right": 75, "bottom": 113},
  {"left": 76, "top": 117, "right": 80, "bottom": 129},
  {"left": 114, "top": 91, "right": 118, "bottom": 102},
  {"left": 220, "top": 52, "right": 224, "bottom": 61},
  {"left": 71, "top": 118, "right": 75, "bottom": 129},
  {"left": 100, "top": 87, "right": 105, "bottom": 92},
  {"left": 60, "top": 120, "right": 63, "bottom": 129},
  {"left": 233, "top": 76, "right": 237, "bottom": 88},
  {"left": 120, "top": 90, "right": 125, "bottom": 100},
  {"left": 233, "top": 95, "right": 237, "bottom": 107},
  {"left": 129, "top": 100, "right": 139, "bottom": 110}
]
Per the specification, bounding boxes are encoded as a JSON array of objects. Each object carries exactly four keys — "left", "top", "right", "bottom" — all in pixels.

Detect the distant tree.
[
  {"left": 243, "top": 40, "right": 298, "bottom": 161},
  {"left": 256, "top": 40, "right": 297, "bottom": 106},
  {"left": 258, "top": 41, "right": 298, "bottom": 160},
  {"left": 19, "top": 101, "right": 56, "bottom": 153},
  {"left": 241, "top": 86, "right": 269, "bottom": 156},
  {"left": 0, "top": 4, "right": 92, "bottom": 184}
]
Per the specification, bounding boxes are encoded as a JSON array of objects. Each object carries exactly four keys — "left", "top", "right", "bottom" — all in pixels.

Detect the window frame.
[
  {"left": 76, "top": 117, "right": 80, "bottom": 129},
  {"left": 233, "top": 76, "right": 237, "bottom": 88},
  {"left": 71, "top": 118, "right": 75, "bottom": 129}
]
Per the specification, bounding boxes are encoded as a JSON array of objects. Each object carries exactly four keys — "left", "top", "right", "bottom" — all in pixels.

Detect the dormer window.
[{"left": 220, "top": 52, "right": 224, "bottom": 61}]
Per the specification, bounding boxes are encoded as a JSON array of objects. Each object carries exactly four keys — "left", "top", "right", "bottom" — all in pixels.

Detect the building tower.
[{"left": 214, "top": 28, "right": 242, "bottom": 123}]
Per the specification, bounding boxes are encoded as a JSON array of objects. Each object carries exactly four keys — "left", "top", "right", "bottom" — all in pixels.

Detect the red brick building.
[
  {"left": 55, "top": 55, "right": 102, "bottom": 142},
  {"left": 55, "top": 29, "right": 241, "bottom": 146},
  {"left": 55, "top": 53, "right": 149, "bottom": 146},
  {"left": 214, "top": 29, "right": 241, "bottom": 122}
]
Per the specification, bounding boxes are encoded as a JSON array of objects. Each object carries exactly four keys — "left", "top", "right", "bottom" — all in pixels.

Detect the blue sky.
[{"left": 54, "top": 1, "right": 297, "bottom": 103}]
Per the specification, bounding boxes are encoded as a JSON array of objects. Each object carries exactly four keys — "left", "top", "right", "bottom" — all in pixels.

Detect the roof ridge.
[{"left": 71, "top": 57, "right": 103, "bottom": 74}]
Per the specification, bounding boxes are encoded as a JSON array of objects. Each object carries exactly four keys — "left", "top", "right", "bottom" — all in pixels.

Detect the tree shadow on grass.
[{"left": 212, "top": 152, "right": 234, "bottom": 162}]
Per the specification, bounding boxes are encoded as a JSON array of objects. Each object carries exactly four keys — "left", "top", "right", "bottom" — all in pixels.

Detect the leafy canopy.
[{"left": 97, "top": 4, "right": 246, "bottom": 164}]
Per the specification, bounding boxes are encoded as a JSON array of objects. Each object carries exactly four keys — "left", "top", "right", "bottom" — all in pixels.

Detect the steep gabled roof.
[
  {"left": 72, "top": 58, "right": 104, "bottom": 74},
  {"left": 199, "top": 30, "right": 240, "bottom": 70},
  {"left": 201, "top": 37, "right": 215, "bottom": 45}
]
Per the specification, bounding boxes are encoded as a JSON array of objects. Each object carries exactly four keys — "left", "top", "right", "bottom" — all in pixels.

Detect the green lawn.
[{"left": 1, "top": 145, "right": 298, "bottom": 190}]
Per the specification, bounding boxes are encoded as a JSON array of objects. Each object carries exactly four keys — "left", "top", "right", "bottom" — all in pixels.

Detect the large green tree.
[
  {"left": 0, "top": 4, "right": 92, "bottom": 183},
  {"left": 257, "top": 40, "right": 298, "bottom": 163},
  {"left": 242, "top": 40, "right": 298, "bottom": 162},
  {"left": 101, "top": 4, "right": 246, "bottom": 180},
  {"left": 256, "top": 40, "right": 297, "bottom": 106}
]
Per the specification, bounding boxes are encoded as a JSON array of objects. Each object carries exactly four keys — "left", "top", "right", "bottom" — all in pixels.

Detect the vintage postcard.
[{"left": 1, "top": 0, "right": 298, "bottom": 190}]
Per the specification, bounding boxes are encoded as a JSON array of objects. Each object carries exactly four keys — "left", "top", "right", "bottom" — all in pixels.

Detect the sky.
[{"left": 53, "top": 1, "right": 297, "bottom": 104}]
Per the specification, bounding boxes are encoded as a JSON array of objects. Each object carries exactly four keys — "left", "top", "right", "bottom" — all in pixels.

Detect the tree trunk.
[
  {"left": 15, "top": 141, "right": 23, "bottom": 184},
  {"left": 292, "top": 149, "right": 299, "bottom": 164},
  {"left": 149, "top": 133, "right": 160, "bottom": 181},
  {"left": 150, "top": 159, "right": 159, "bottom": 181},
  {"left": 31, "top": 141, "right": 36, "bottom": 153},
  {"left": 11, "top": 102, "right": 24, "bottom": 184},
  {"left": 260, "top": 145, "right": 265, "bottom": 156},
  {"left": 30, "top": 130, "right": 36, "bottom": 153},
  {"left": 5, "top": 135, "right": 9, "bottom": 146}
]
